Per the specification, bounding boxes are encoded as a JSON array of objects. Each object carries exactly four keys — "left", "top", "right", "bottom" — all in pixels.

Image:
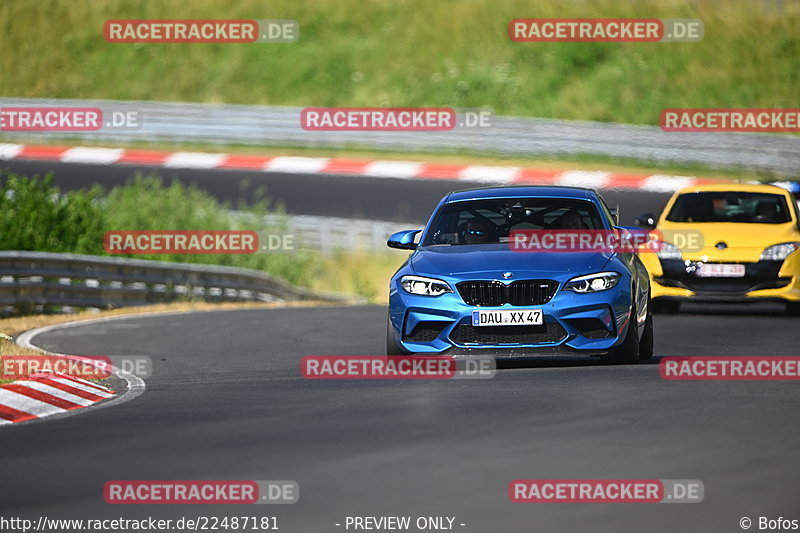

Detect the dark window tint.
[
  {"left": 423, "top": 198, "right": 605, "bottom": 246},
  {"left": 666, "top": 192, "right": 791, "bottom": 224}
]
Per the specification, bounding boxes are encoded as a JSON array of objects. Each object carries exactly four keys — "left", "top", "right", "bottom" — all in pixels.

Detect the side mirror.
[
  {"left": 387, "top": 230, "right": 421, "bottom": 250},
  {"left": 610, "top": 205, "right": 620, "bottom": 226},
  {"left": 635, "top": 213, "right": 657, "bottom": 230}
]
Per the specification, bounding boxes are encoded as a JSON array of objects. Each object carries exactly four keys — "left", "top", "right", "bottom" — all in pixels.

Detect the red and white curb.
[
  {"left": 3, "top": 316, "right": 149, "bottom": 426},
  {"left": 0, "top": 371, "right": 115, "bottom": 425},
  {"left": 0, "top": 143, "right": 717, "bottom": 192}
]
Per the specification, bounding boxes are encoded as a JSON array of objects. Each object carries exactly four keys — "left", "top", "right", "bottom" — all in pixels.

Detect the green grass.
[{"left": 1, "top": 0, "right": 798, "bottom": 125}]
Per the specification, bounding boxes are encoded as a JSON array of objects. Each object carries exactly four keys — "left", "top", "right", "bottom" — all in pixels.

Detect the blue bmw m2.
[{"left": 386, "top": 186, "right": 652, "bottom": 363}]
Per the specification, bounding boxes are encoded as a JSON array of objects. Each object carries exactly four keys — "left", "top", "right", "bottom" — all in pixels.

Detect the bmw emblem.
[
  {"left": 502, "top": 272, "right": 513, "bottom": 279},
  {"left": 716, "top": 242, "right": 728, "bottom": 250}
]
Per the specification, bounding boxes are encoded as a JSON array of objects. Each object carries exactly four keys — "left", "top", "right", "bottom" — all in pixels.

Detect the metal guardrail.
[
  {"left": 0, "top": 251, "right": 347, "bottom": 313},
  {"left": 276, "top": 214, "right": 408, "bottom": 254},
  {"left": 227, "top": 212, "right": 408, "bottom": 253},
  {"left": 1, "top": 98, "right": 798, "bottom": 175}
]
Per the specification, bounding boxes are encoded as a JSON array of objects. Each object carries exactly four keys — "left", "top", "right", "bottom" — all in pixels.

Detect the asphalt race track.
[
  {"left": 2, "top": 303, "right": 799, "bottom": 533},
  {"left": 2, "top": 160, "right": 798, "bottom": 532},
  {"left": 0, "top": 159, "right": 671, "bottom": 224}
]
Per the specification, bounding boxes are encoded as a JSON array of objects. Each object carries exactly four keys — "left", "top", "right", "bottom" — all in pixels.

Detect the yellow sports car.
[{"left": 637, "top": 183, "right": 800, "bottom": 315}]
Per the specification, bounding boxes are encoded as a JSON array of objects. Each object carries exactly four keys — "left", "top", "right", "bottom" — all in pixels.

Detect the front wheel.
[
  {"left": 603, "top": 306, "right": 640, "bottom": 364},
  {"left": 786, "top": 301, "right": 800, "bottom": 316},
  {"left": 638, "top": 310, "right": 654, "bottom": 361},
  {"left": 386, "top": 316, "right": 407, "bottom": 355}
]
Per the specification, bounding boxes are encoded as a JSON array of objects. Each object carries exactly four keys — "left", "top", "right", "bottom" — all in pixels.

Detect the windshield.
[
  {"left": 666, "top": 191, "right": 792, "bottom": 224},
  {"left": 422, "top": 198, "right": 606, "bottom": 246}
]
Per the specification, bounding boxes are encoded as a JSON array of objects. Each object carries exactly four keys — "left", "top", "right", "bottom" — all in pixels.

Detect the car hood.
[
  {"left": 658, "top": 221, "right": 800, "bottom": 249},
  {"left": 410, "top": 244, "right": 613, "bottom": 278}
]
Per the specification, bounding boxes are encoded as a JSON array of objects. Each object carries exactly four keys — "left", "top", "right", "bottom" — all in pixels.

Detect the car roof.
[
  {"left": 445, "top": 185, "right": 595, "bottom": 203},
  {"left": 673, "top": 183, "right": 794, "bottom": 197}
]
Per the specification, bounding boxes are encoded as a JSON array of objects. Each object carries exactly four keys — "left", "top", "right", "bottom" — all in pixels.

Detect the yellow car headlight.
[
  {"left": 760, "top": 242, "right": 800, "bottom": 261},
  {"left": 651, "top": 241, "right": 682, "bottom": 260}
]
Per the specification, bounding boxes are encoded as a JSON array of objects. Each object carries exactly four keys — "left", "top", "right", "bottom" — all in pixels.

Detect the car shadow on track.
[
  {"left": 495, "top": 357, "right": 660, "bottom": 370},
  {"left": 657, "top": 301, "right": 788, "bottom": 318}
]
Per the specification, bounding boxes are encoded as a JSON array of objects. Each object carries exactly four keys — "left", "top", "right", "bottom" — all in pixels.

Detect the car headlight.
[
  {"left": 400, "top": 275, "right": 453, "bottom": 296},
  {"left": 563, "top": 272, "right": 621, "bottom": 293},
  {"left": 760, "top": 242, "right": 800, "bottom": 261},
  {"left": 651, "top": 241, "right": 682, "bottom": 260}
]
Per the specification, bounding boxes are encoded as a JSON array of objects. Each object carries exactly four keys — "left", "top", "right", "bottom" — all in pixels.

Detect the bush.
[
  {"left": 0, "top": 172, "right": 105, "bottom": 254},
  {"left": 102, "top": 176, "right": 322, "bottom": 286},
  {"left": 0, "top": 172, "right": 321, "bottom": 288}
]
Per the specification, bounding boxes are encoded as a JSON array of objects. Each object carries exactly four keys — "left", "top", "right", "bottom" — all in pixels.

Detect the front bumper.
[
  {"left": 388, "top": 279, "right": 634, "bottom": 356},
  {"left": 649, "top": 258, "right": 800, "bottom": 303}
]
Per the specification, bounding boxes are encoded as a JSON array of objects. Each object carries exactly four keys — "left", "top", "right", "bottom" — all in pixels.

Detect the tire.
[
  {"left": 786, "top": 301, "right": 800, "bottom": 316},
  {"left": 604, "top": 305, "right": 640, "bottom": 364},
  {"left": 638, "top": 310, "right": 654, "bottom": 361},
  {"left": 652, "top": 299, "right": 680, "bottom": 314},
  {"left": 386, "top": 316, "right": 406, "bottom": 355}
]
